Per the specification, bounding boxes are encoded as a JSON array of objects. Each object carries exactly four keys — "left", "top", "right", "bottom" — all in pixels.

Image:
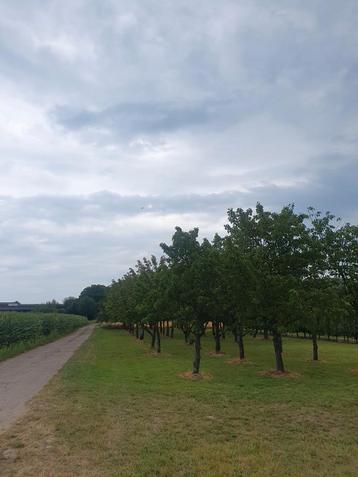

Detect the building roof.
[{"left": 0, "top": 302, "right": 38, "bottom": 312}]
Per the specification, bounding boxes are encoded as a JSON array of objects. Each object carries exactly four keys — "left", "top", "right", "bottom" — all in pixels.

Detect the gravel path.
[{"left": 0, "top": 324, "right": 95, "bottom": 433}]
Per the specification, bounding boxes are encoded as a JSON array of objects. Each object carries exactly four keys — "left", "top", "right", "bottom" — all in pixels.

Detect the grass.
[
  {"left": 0, "top": 312, "right": 88, "bottom": 362},
  {"left": 0, "top": 330, "right": 77, "bottom": 363},
  {"left": 1, "top": 329, "right": 358, "bottom": 476}
]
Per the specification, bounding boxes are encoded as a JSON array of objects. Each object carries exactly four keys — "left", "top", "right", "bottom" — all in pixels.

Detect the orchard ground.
[{"left": 1, "top": 328, "right": 358, "bottom": 477}]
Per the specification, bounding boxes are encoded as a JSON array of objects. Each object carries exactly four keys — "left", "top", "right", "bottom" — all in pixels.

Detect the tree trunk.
[
  {"left": 278, "top": 335, "right": 283, "bottom": 354},
  {"left": 312, "top": 333, "right": 318, "bottom": 361},
  {"left": 139, "top": 326, "right": 144, "bottom": 340},
  {"left": 166, "top": 320, "right": 170, "bottom": 337},
  {"left": 214, "top": 322, "right": 221, "bottom": 353},
  {"left": 263, "top": 326, "right": 269, "bottom": 340},
  {"left": 135, "top": 324, "right": 139, "bottom": 339},
  {"left": 155, "top": 323, "right": 161, "bottom": 353},
  {"left": 237, "top": 326, "right": 245, "bottom": 360},
  {"left": 151, "top": 326, "right": 156, "bottom": 349},
  {"left": 170, "top": 324, "right": 174, "bottom": 338},
  {"left": 192, "top": 332, "right": 201, "bottom": 374},
  {"left": 272, "top": 331, "right": 285, "bottom": 372}
]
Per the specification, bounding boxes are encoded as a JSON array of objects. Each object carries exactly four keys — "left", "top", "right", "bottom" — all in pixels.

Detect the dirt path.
[{"left": 0, "top": 324, "right": 95, "bottom": 433}]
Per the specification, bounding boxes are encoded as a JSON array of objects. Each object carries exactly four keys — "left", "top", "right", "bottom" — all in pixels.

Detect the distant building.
[{"left": 0, "top": 302, "right": 39, "bottom": 312}]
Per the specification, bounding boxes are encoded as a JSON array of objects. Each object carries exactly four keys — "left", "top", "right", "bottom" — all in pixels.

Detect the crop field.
[
  {"left": 0, "top": 312, "right": 88, "bottom": 361},
  {"left": 1, "top": 327, "right": 358, "bottom": 477}
]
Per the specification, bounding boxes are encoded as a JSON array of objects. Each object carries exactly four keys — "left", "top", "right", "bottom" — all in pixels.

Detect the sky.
[{"left": 1, "top": 0, "right": 357, "bottom": 303}]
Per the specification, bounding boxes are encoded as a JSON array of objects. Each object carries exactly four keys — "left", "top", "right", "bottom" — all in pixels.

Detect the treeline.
[
  {"left": 103, "top": 204, "right": 358, "bottom": 375},
  {"left": 32, "top": 285, "right": 107, "bottom": 320},
  {"left": 63, "top": 285, "right": 107, "bottom": 320}
]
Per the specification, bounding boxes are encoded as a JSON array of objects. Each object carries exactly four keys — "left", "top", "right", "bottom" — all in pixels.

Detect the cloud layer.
[{"left": 0, "top": 0, "right": 357, "bottom": 301}]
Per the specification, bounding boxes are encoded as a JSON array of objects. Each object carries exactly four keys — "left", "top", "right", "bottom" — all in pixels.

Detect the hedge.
[{"left": 0, "top": 312, "right": 88, "bottom": 348}]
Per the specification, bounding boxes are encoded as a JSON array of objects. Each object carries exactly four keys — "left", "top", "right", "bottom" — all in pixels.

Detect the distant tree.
[
  {"left": 80, "top": 284, "right": 107, "bottom": 304},
  {"left": 225, "top": 204, "right": 310, "bottom": 372},
  {"left": 161, "top": 227, "right": 211, "bottom": 374},
  {"left": 134, "top": 256, "right": 163, "bottom": 352},
  {"left": 78, "top": 284, "right": 107, "bottom": 319},
  {"left": 34, "top": 300, "right": 62, "bottom": 313},
  {"left": 63, "top": 297, "right": 79, "bottom": 315},
  {"left": 199, "top": 237, "right": 227, "bottom": 354},
  {"left": 77, "top": 296, "right": 98, "bottom": 320},
  {"left": 220, "top": 232, "right": 256, "bottom": 360},
  {"left": 329, "top": 224, "right": 358, "bottom": 340}
]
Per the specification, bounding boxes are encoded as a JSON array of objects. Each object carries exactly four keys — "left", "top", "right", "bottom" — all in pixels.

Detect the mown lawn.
[{"left": 1, "top": 328, "right": 358, "bottom": 476}]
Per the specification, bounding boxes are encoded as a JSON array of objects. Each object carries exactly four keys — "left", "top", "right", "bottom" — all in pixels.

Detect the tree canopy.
[{"left": 102, "top": 203, "right": 358, "bottom": 375}]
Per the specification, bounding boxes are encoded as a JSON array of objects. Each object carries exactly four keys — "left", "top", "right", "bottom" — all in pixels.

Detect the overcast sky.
[{"left": 1, "top": 0, "right": 357, "bottom": 303}]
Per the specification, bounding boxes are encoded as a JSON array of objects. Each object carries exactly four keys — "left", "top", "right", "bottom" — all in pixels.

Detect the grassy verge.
[
  {"left": 0, "top": 329, "right": 80, "bottom": 362},
  {"left": 0, "top": 312, "right": 88, "bottom": 362},
  {"left": 1, "top": 329, "right": 358, "bottom": 476}
]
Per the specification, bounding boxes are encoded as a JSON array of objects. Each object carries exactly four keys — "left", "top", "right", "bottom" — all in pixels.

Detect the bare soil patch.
[
  {"left": 178, "top": 371, "right": 213, "bottom": 380},
  {"left": 306, "top": 359, "right": 328, "bottom": 363},
  {"left": 349, "top": 368, "right": 358, "bottom": 374},
  {"left": 258, "top": 370, "right": 301, "bottom": 379},
  {"left": 146, "top": 351, "right": 171, "bottom": 358},
  {"left": 208, "top": 351, "right": 226, "bottom": 357},
  {"left": 101, "top": 323, "right": 126, "bottom": 330},
  {"left": 226, "top": 358, "right": 251, "bottom": 365}
]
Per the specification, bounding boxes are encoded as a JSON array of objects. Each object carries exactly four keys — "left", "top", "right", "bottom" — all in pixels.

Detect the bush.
[{"left": 0, "top": 312, "right": 88, "bottom": 348}]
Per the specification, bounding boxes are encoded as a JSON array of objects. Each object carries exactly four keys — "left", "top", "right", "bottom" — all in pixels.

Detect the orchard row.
[{"left": 103, "top": 204, "right": 358, "bottom": 375}]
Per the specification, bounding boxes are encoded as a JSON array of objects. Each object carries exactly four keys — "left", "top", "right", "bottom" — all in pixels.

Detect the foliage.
[
  {"left": 0, "top": 312, "right": 88, "bottom": 349},
  {"left": 102, "top": 203, "right": 358, "bottom": 374},
  {"left": 34, "top": 300, "right": 62, "bottom": 313},
  {"left": 64, "top": 284, "right": 108, "bottom": 320},
  {"left": 80, "top": 284, "right": 107, "bottom": 304}
]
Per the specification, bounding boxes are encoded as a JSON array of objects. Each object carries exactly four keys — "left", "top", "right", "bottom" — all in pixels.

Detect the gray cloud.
[
  {"left": 52, "top": 100, "right": 225, "bottom": 137},
  {"left": 1, "top": 167, "right": 357, "bottom": 303},
  {"left": 0, "top": 0, "right": 357, "bottom": 301}
]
